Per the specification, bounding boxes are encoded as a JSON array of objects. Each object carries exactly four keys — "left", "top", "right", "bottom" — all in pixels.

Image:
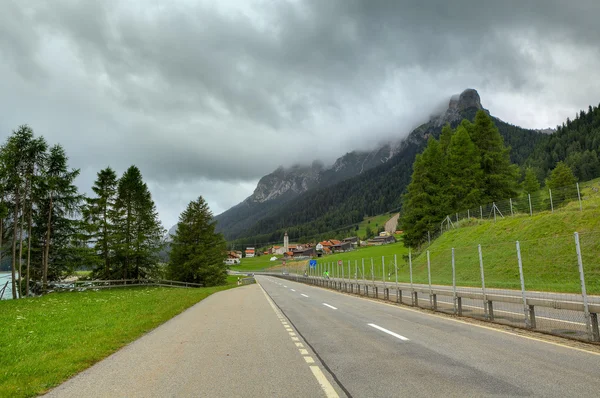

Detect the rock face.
[
  {"left": 433, "top": 88, "right": 485, "bottom": 127},
  {"left": 250, "top": 163, "right": 323, "bottom": 203}
]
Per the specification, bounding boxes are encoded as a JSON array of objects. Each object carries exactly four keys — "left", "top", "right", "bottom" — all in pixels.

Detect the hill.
[
  {"left": 399, "top": 178, "right": 600, "bottom": 294},
  {"left": 228, "top": 89, "right": 545, "bottom": 246}
]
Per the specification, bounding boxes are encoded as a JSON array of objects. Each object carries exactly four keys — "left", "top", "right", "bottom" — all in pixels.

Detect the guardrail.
[
  {"left": 269, "top": 274, "right": 600, "bottom": 343},
  {"left": 46, "top": 279, "right": 204, "bottom": 292},
  {"left": 241, "top": 277, "right": 256, "bottom": 285}
]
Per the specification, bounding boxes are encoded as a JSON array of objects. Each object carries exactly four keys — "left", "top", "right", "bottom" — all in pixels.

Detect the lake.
[{"left": 0, "top": 271, "right": 15, "bottom": 300}]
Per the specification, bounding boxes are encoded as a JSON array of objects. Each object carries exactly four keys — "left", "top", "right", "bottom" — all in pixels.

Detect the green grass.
[
  {"left": 230, "top": 254, "right": 284, "bottom": 272},
  {"left": 0, "top": 277, "right": 239, "bottom": 398},
  {"left": 402, "top": 179, "right": 600, "bottom": 294},
  {"left": 355, "top": 213, "right": 396, "bottom": 240}
]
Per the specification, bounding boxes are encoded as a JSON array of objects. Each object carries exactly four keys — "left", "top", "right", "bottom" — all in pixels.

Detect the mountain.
[
  {"left": 213, "top": 132, "right": 407, "bottom": 239},
  {"left": 223, "top": 89, "right": 547, "bottom": 246}
]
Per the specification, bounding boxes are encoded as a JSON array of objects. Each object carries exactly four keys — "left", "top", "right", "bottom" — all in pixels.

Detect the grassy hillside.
[
  {"left": 401, "top": 179, "right": 600, "bottom": 294},
  {"left": 355, "top": 214, "right": 395, "bottom": 240}
]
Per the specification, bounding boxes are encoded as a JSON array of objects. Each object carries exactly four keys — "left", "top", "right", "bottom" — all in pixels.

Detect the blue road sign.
[{"left": 309, "top": 260, "right": 317, "bottom": 268}]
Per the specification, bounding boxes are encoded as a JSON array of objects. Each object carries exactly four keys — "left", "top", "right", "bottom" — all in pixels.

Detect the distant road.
[{"left": 259, "top": 275, "right": 600, "bottom": 397}]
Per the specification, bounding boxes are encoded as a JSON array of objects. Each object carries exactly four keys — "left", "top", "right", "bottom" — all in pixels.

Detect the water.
[{"left": 0, "top": 272, "right": 15, "bottom": 300}]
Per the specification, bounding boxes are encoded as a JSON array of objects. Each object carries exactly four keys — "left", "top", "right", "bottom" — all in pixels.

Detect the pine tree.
[
  {"left": 114, "top": 166, "right": 163, "bottom": 280},
  {"left": 85, "top": 167, "right": 118, "bottom": 278},
  {"left": 439, "top": 123, "right": 454, "bottom": 154},
  {"left": 546, "top": 162, "right": 578, "bottom": 206},
  {"left": 446, "top": 125, "right": 483, "bottom": 211},
  {"left": 522, "top": 167, "right": 541, "bottom": 195},
  {"left": 37, "top": 145, "right": 82, "bottom": 290},
  {"left": 168, "top": 196, "right": 227, "bottom": 286},
  {"left": 470, "top": 111, "right": 519, "bottom": 202},
  {"left": 401, "top": 138, "right": 450, "bottom": 247}
]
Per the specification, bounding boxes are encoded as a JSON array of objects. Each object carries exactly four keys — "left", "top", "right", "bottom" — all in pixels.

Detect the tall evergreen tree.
[
  {"left": 168, "top": 196, "right": 227, "bottom": 286},
  {"left": 114, "top": 166, "right": 163, "bottom": 279},
  {"left": 470, "top": 110, "right": 519, "bottom": 202},
  {"left": 546, "top": 162, "right": 578, "bottom": 206},
  {"left": 400, "top": 138, "right": 450, "bottom": 247},
  {"left": 37, "top": 145, "right": 82, "bottom": 290},
  {"left": 522, "top": 167, "right": 541, "bottom": 195},
  {"left": 85, "top": 167, "right": 118, "bottom": 278},
  {"left": 446, "top": 125, "right": 483, "bottom": 211}
]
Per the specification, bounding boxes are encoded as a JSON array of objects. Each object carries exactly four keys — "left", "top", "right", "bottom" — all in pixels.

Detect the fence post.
[
  {"left": 549, "top": 189, "right": 554, "bottom": 213},
  {"left": 341, "top": 258, "right": 344, "bottom": 283},
  {"left": 355, "top": 260, "right": 358, "bottom": 284},
  {"left": 362, "top": 258, "right": 365, "bottom": 285},
  {"left": 348, "top": 260, "right": 351, "bottom": 286},
  {"left": 370, "top": 257, "right": 375, "bottom": 288},
  {"left": 574, "top": 232, "right": 596, "bottom": 341},
  {"left": 394, "top": 254, "right": 399, "bottom": 303},
  {"left": 478, "top": 244, "right": 488, "bottom": 319},
  {"left": 428, "top": 231, "right": 431, "bottom": 246},
  {"left": 427, "top": 250, "right": 433, "bottom": 308},
  {"left": 528, "top": 193, "right": 533, "bottom": 216},
  {"left": 577, "top": 183, "right": 582, "bottom": 211},
  {"left": 480, "top": 205, "right": 483, "bottom": 219},
  {"left": 493, "top": 202, "right": 497, "bottom": 223},
  {"left": 409, "top": 248, "right": 415, "bottom": 305},
  {"left": 452, "top": 248, "right": 457, "bottom": 315},
  {"left": 467, "top": 209, "right": 470, "bottom": 219},
  {"left": 382, "top": 256, "right": 386, "bottom": 287},
  {"left": 456, "top": 212, "right": 459, "bottom": 223},
  {"left": 516, "top": 241, "right": 531, "bottom": 328},
  {"left": 509, "top": 198, "right": 514, "bottom": 216}
]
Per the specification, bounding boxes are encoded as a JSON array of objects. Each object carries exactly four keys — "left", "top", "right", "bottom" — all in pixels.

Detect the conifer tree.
[
  {"left": 446, "top": 125, "right": 483, "bottom": 211},
  {"left": 168, "top": 196, "right": 227, "bottom": 286},
  {"left": 546, "top": 162, "right": 578, "bottom": 206},
  {"left": 470, "top": 110, "right": 519, "bottom": 202},
  {"left": 85, "top": 167, "right": 118, "bottom": 278},
  {"left": 114, "top": 166, "right": 163, "bottom": 279},
  {"left": 401, "top": 138, "right": 450, "bottom": 247},
  {"left": 522, "top": 167, "right": 541, "bottom": 195}
]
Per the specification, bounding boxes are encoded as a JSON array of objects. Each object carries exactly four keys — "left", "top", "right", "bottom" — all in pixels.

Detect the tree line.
[
  {"left": 400, "top": 111, "right": 584, "bottom": 248},
  {"left": 1, "top": 125, "right": 227, "bottom": 299}
]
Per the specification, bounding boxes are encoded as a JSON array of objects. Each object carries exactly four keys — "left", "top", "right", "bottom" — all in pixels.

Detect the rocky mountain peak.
[
  {"left": 448, "top": 88, "right": 482, "bottom": 112},
  {"left": 433, "top": 88, "right": 485, "bottom": 127}
]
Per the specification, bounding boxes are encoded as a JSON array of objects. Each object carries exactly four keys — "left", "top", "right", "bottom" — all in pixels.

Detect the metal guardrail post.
[
  {"left": 457, "top": 297, "right": 462, "bottom": 316},
  {"left": 427, "top": 250, "right": 433, "bottom": 309},
  {"left": 409, "top": 248, "right": 414, "bottom": 306},
  {"left": 575, "top": 232, "right": 593, "bottom": 340},
  {"left": 516, "top": 241, "right": 531, "bottom": 328},
  {"left": 452, "top": 248, "right": 457, "bottom": 315},
  {"left": 590, "top": 313, "right": 600, "bottom": 342},
  {"left": 479, "top": 244, "right": 488, "bottom": 319}
]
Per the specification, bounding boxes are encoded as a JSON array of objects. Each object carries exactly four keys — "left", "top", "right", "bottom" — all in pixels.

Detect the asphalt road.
[
  {"left": 259, "top": 275, "right": 600, "bottom": 397},
  {"left": 270, "top": 273, "right": 598, "bottom": 338},
  {"left": 45, "top": 284, "right": 342, "bottom": 398}
]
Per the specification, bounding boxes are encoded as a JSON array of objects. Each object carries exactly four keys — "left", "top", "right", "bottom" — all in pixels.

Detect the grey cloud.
[{"left": 1, "top": 0, "right": 600, "bottom": 227}]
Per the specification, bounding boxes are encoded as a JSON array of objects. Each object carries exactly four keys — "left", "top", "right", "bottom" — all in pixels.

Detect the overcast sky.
[{"left": 1, "top": 0, "right": 599, "bottom": 229}]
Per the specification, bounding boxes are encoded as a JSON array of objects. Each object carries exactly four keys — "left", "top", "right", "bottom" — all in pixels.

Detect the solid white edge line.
[
  {"left": 301, "top": 294, "right": 309, "bottom": 297},
  {"left": 323, "top": 303, "right": 338, "bottom": 310},
  {"left": 309, "top": 366, "right": 340, "bottom": 398},
  {"left": 291, "top": 289, "right": 296, "bottom": 292},
  {"left": 368, "top": 323, "right": 409, "bottom": 341}
]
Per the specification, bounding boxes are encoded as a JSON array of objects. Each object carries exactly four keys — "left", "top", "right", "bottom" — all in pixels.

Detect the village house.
[
  {"left": 245, "top": 247, "right": 256, "bottom": 258},
  {"left": 367, "top": 235, "right": 396, "bottom": 246}
]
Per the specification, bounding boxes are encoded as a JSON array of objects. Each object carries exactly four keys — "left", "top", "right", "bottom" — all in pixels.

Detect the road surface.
[
  {"left": 45, "top": 284, "right": 342, "bottom": 397},
  {"left": 258, "top": 275, "right": 600, "bottom": 397},
  {"left": 47, "top": 277, "right": 600, "bottom": 397}
]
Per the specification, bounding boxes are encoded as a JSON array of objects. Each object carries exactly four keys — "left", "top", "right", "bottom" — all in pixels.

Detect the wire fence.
[
  {"left": 434, "top": 180, "right": 600, "bottom": 241},
  {"left": 281, "top": 229, "right": 600, "bottom": 343}
]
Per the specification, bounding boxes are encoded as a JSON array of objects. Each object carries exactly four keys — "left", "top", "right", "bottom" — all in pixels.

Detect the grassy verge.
[
  {"left": 403, "top": 180, "right": 600, "bottom": 294},
  {"left": 0, "top": 276, "right": 239, "bottom": 398}
]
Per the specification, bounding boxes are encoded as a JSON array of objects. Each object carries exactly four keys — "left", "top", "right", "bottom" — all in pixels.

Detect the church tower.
[{"left": 283, "top": 232, "right": 289, "bottom": 253}]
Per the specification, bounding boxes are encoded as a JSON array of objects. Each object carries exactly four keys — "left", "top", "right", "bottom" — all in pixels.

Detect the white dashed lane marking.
[
  {"left": 322, "top": 303, "right": 338, "bottom": 310},
  {"left": 368, "top": 323, "right": 409, "bottom": 341},
  {"left": 301, "top": 294, "right": 309, "bottom": 298}
]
